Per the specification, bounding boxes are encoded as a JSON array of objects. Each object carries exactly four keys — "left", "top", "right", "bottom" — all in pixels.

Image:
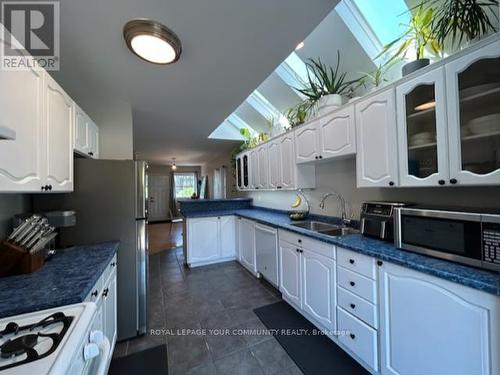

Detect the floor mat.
[
  {"left": 109, "top": 345, "right": 168, "bottom": 375},
  {"left": 254, "top": 301, "right": 369, "bottom": 375}
]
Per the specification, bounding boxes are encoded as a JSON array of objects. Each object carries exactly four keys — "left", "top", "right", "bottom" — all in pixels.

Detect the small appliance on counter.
[
  {"left": 395, "top": 206, "right": 500, "bottom": 272},
  {"left": 360, "top": 202, "right": 410, "bottom": 242}
]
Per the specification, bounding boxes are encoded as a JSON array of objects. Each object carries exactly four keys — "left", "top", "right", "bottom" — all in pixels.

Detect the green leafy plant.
[
  {"left": 420, "top": 0, "right": 499, "bottom": 46},
  {"left": 286, "top": 100, "right": 314, "bottom": 128},
  {"left": 377, "top": 5, "right": 442, "bottom": 63},
  {"left": 360, "top": 59, "right": 399, "bottom": 88},
  {"left": 293, "top": 51, "right": 356, "bottom": 101}
]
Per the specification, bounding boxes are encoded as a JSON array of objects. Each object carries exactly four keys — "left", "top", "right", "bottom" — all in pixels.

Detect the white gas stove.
[{"left": 0, "top": 303, "right": 111, "bottom": 375}]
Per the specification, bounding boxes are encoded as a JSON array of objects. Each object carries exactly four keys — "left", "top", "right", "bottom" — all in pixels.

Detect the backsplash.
[
  {"left": 0, "top": 194, "right": 32, "bottom": 239},
  {"left": 240, "top": 158, "right": 500, "bottom": 219}
]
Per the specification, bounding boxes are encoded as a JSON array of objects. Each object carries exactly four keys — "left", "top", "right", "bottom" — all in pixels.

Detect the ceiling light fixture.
[
  {"left": 123, "top": 19, "right": 182, "bottom": 65},
  {"left": 414, "top": 101, "right": 436, "bottom": 111},
  {"left": 295, "top": 41, "right": 304, "bottom": 50},
  {"left": 171, "top": 158, "right": 177, "bottom": 171}
]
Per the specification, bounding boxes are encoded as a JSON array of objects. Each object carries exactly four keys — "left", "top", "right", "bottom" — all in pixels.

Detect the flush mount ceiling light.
[
  {"left": 123, "top": 19, "right": 182, "bottom": 65},
  {"left": 414, "top": 101, "right": 436, "bottom": 111},
  {"left": 171, "top": 158, "right": 177, "bottom": 171},
  {"left": 295, "top": 41, "right": 304, "bottom": 50}
]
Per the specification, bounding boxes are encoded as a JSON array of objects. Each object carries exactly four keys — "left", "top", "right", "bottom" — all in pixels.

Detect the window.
[{"left": 174, "top": 173, "right": 197, "bottom": 198}]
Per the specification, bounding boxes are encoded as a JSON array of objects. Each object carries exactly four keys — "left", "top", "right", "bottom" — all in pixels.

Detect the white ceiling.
[{"left": 51, "top": 0, "right": 337, "bottom": 165}]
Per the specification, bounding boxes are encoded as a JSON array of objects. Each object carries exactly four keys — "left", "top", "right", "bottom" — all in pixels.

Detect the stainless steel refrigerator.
[{"left": 33, "top": 159, "right": 148, "bottom": 341}]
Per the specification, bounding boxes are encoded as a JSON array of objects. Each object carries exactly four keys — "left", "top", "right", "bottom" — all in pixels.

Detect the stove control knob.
[
  {"left": 83, "top": 343, "right": 100, "bottom": 361},
  {"left": 89, "top": 330, "right": 104, "bottom": 345}
]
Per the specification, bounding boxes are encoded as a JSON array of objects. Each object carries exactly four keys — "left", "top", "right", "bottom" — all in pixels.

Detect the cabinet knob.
[
  {"left": 102, "top": 287, "right": 109, "bottom": 297},
  {"left": 377, "top": 260, "right": 383, "bottom": 267},
  {"left": 111, "top": 262, "right": 116, "bottom": 267},
  {"left": 298, "top": 239, "right": 302, "bottom": 243},
  {"left": 450, "top": 178, "right": 457, "bottom": 184},
  {"left": 438, "top": 179, "right": 445, "bottom": 185},
  {"left": 91, "top": 290, "right": 98, "bottom": 297},
  {"left": 48, "top": 185, "right": 52, "bottom": 191},
  {"left": 389, "top": 181, "right": 394, "bottom": 186},
  {"left": 88, "top": 152, "right": 94, "bottom": 156},
  {"left": 314, "top": 156, "right": 318, "bottom": 160},
  {"left": 41, "top": 186, "right": 46, "bottom": 191},
  {"left": 350, "top": 303, "right": 356, "bottom": 309},
  {"left": 349, "top": 259, "right": 355, "bottom": 264},
  {"left": 319, "top": 155, "right": 323, "bottom": 159},
  {"left": 296, "top": 248, "right": 301, "bottom": 253},
  {"left": 277, "top": 186, "right": 282, "bottom": 189},
  {"left": 349, "top": 281, "right": 356, "bottom": 287},
  {"left": 350, "top": 333, "right": 356, "bottom": 340}
]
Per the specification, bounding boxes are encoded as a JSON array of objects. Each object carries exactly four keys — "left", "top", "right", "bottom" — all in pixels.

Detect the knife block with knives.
[{"left": 0, "top": 214, "right": 57, "bottom": 277}]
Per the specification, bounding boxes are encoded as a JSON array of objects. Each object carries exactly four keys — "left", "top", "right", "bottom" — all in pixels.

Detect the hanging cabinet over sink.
[{"left": 446, "top": 39, "right": 500, "bottom": 185}]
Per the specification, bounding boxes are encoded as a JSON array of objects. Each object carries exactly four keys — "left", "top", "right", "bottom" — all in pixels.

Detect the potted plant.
[
  {"left": 286, "top": 100, "right": 314, "bottom": 128},
  {"left": 293, "top": 51, "right": 357, "bottom": 115},
  {"left": 360, "top": 59, "right": 398, "bottom": 92},
  {"left": 421, "top": 0, "right": 499, "bottom": 49},
  {"left": 378, "top": 5, "right": 441, "bottom": 76}
]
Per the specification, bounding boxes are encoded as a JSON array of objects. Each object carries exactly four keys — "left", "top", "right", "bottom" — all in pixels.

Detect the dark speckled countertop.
[
  {"left": 0, "top": 241, "right": 119, "bottom": 318},
  {"left": 183, "top": 206, "right": 500, "bottom": 295}
]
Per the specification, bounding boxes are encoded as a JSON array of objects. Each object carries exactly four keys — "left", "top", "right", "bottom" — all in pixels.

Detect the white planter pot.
[{"left": 317, "top": 94, "right": 345, "bottom": 116}]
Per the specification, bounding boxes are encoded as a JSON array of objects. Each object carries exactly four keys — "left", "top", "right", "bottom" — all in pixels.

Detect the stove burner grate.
[{"left": 0, "top": 312, "right": 73, "bottom": 371}]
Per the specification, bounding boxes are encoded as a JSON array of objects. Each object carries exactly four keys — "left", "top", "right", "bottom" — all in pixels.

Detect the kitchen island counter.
[{"left": 0, "top": 241, "right": 119, "bottom": 318}]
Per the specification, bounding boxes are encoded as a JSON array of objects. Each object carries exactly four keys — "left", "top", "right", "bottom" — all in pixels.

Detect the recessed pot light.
[
  {"left": 295, "top": 41, "right": 304, "bottom": 50},
  {"left": 123, "top": 19, "right": 182, "bottom": 65}
]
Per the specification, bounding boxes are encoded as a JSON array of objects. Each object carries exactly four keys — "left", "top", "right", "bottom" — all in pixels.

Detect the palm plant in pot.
[
  {"left": 420, "top": 0, "right": 499, "bottom": 50},
  {"left": 293, "top": 51, "right": 357, "bottom": 115},
  {"left": 377, "top": 5, "right": 441, "bottom": 76}
]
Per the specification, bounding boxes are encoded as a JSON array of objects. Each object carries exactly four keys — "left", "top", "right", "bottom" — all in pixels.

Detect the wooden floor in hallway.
[
  {"left": 113, "top": 248, "right": 303, "bottom": 375},
  {"left": 148, "top": 222, "right": 183, "bottom": 255}
]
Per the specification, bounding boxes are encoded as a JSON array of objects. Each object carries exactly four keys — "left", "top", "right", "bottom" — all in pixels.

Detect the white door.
[
  {"left": 239, "top": 219, "right": 256, "bottom": 272},
  {"left": 0, "top": 35, "right": 45, "bottom": 192},
  {"left": 301, "top": 249, "right": 336, "bottom": 330},
  {"left": 268, "top": 139, "right": 281, "bottom": 189},
  {"left": 446, "top": 39, "right": 500, "bottom": 185},
  {"left": 257, "top": 145, "right": 269, "bottom": 189},
  {"left": 318, "top": 105, "right": 356, "bottom": 160},
  {"left": 396, "top": 67, "right": 449, "bottom": 187},
  {"left": 280, "top": 133, "right": 295, "bottom": 189},
  {"left": 355, "top": 89, "right": 399, "bottom": 187},
  {"left": 148, "top": 174, "right": 169, "bottom": 222},
  {"left": 249, "top": 149, "right": 258, "bottom": 190},
  {"left": 44, "top": 73, "right": 74, "bottom": 192},
  {"left": 379, "top": 262, "right": 500, "bottom": 375},
  {"left": 103, "top": 272, "right": 117, "bottom": 345},
  {"left": 219, "top": 216, "right": 236, "bottom": 258},
  {"left": 294, "top": 120, "right": 319, "bottom": 164},
  {"left": 87, "top": 120, "right": 99, "bottom": 159},
  {"left": 74, "top": 104, "right": 89, "bottom": 155},
  {"left": 279, "top": 241, "right": 301, "bottom": 308},
  {"left": 188, "top": 217, "right": 220, "bottom": 264}
]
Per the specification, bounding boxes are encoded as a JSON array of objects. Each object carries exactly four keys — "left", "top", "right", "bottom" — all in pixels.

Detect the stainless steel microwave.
[{"left": 394, "top": 207, "right": 500, "bottom": 272}]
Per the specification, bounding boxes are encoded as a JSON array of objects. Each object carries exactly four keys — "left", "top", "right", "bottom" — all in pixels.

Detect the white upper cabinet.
[
  {"left": 267, "top": 139, "right": 281, "bottom": 189},
  {"left": 396, "top": 67, "right": 449, "bottom": 187},
  {"left": 256, "top": 145, "right": 269, "bottom": 189},
  {"left": 74, "top": 103, "right": 99, "bottom": 159},
  {"left": 294, "top": 120, "right": 319, "bottom": 164},
  {"left": 0, "top": 42, "right": 45, "bottom": 192},
  {"left": 44, "top": 73, "right": 74, "bottom": 192},
  {"left": 279, "top": 133, "right": 296, "bottom": 189},
  {"left": 445, "top": 39, "right": 500, "bottom": 185},
  {"left": 318, "top": 105, "right": 356, "bottom": 160},
  {"left": 87, "top": 120, "right": 99, "bottom": 159},
  {"left": 355, "top": 89, "right": 399, "bottom": 187},
  {"left": 249, "top": 149, "right": 258, "bottom": 190},
  {"left": 379, "top": 261, "right": 500, "bottom": 375}
]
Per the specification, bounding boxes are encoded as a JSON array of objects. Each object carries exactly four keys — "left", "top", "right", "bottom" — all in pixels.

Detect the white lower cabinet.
[
  {"left": 238, "top": 218, "right": 257, "bottom": 274},
  {"left": 187, "top": 216, "right": 236, "bottom": 267},
  {"left": 279, "top": 234, "right": 336, "bottom": 332},
  {"left": 379, "top": 261, "right": 500, "bottom": 375}
]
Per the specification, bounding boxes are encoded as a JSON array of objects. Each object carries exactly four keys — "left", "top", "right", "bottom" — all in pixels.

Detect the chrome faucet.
[
  {"left": 319, "top": 191, "right": 351, "bottom": 226},
  {"left": 296, "top": 189, "right": 311, "bottom": 215}
]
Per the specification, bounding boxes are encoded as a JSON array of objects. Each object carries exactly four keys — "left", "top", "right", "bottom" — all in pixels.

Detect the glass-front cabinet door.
[
  {"left": 242, "top": 153, "right": 249, "bottom": 189},
  {"left": 236, "top": 156, "right": 242, "bottom": 190},
  {"left": 396, "top": 67, "right": 449, "bottom": 186},
  {"left": 446, "top": 39, "right": 500, "bottom": 185}
]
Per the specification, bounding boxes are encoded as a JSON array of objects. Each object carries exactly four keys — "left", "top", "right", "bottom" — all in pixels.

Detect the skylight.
[{"left": 336, "top": 0, "right": 410, "bottom": 59}]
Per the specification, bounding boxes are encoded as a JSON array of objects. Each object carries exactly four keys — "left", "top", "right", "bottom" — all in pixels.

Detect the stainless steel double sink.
[{"left": 289, "top": 220, "right": 359, "bottom": 237}]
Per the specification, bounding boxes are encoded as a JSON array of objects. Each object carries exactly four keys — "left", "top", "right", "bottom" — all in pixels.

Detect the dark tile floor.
[{"left": 113, "top": 248, "right": 304, "bottom": 375}]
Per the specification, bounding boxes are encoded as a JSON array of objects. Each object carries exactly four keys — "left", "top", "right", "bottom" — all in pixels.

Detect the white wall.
[{"left": 242, "top": 157, "right": 500, "bottom": 219}]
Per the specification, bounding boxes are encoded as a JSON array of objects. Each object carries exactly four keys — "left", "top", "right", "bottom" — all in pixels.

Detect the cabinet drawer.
[
  {"left": 337, "top": 247, "right": 376, "bottom": 279},
  {"left": 337, "top": 286, "right": 377, "bottom": 329},
  {"left": 337, "top": 266, "right": 377, "bottom": 304},
  {"left": 279, "top": 230, "right": 335, "bottom": 259},
  {"left": 337, "top": 307, "right": 378, "bottom": 371}
]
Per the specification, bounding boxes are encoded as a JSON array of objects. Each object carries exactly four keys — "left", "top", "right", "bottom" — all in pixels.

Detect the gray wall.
[
  {"left": 242, "top": 158, "right": 500, "bottom": 219},
  {"left": 0, "top": 194, "right": 31, "bottom": 239}
]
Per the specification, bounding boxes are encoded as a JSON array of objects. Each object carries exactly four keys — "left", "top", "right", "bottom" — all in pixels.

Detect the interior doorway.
[
  {"left": 148, "top": 174, "right": 170, "bottom": 222},
  {"left": 148, "top": 222, "right": 183, "bottom": 255}
]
